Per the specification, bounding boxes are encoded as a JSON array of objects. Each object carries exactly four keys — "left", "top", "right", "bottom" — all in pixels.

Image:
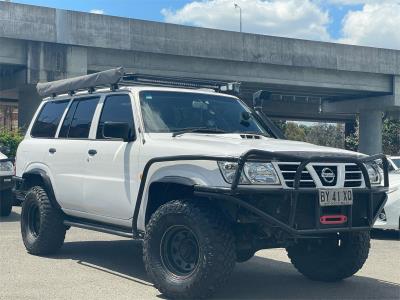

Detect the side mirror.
[{"left": 102, "top": 122, "right": 133, "bottom": 142}]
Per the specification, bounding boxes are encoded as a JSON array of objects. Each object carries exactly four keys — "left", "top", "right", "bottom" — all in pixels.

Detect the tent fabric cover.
[{"left": 36, "top": 67, "right": 124, "bottom": 98}]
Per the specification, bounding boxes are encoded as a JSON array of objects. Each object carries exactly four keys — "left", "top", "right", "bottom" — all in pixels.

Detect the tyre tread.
[{"left": 21, "top": 186, "right": 66, "bottom": 255}]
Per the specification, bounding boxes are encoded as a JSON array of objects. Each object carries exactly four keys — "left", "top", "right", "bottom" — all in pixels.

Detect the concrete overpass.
[{"left": 0, "top": 2, "right": 399, "bottom": 154}]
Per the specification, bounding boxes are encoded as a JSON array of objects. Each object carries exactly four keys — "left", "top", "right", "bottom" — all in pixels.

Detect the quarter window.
[
  {"left": 58, "top": 97, "right": 99, "bottom": 139},
  {"left": 31, "top": 100, "right": 69, "bottom": 138},
  {"left": 96, "top": 94, "right": 134, "bottom": 139}
]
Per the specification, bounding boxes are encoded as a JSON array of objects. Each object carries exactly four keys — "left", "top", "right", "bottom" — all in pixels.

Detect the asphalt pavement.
[{"left": 1, "top": 207, "right": 399, "bottom": 300}]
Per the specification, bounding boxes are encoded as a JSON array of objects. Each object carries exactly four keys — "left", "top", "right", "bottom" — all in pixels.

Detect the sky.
[{"left": 8, "top": 0, "right": 400, "bottom": 50}]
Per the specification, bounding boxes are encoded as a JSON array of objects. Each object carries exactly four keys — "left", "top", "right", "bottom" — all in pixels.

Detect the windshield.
[{"left": 139, "top": 91, "right": 269, "bottom": 136}]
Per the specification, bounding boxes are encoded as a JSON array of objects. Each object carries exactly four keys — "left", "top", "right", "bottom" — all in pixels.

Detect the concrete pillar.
[
  {"left": 359, "top": 110, "right": 383, "bottom": 155},
  {"left": 18, "top": 43, "right": 88, "bottom": 130},
  {"left": 18, "top": 85, "right": 41, "bottom": 130}
]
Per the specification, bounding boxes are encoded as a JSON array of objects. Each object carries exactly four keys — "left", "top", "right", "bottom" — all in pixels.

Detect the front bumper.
[
  {"left": 0, "top": 175, "right": 13, "bottom": 191},
  {"left": 195, "top": 186, "right": 387, "bottom": 236}
]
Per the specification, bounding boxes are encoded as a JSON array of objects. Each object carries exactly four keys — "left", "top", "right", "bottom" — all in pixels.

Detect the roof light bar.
[{"left": 122, "top": 74, "right": 240, "bottom": 94}]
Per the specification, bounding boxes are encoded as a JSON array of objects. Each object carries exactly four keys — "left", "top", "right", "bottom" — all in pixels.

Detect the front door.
[{"left": 84, "top": 93, "right": 140, "bottom": 220}]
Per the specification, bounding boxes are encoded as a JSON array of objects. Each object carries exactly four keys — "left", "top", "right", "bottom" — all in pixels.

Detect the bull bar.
[{"left": 133, "top": 150, "right": 389, "bottom": 237}]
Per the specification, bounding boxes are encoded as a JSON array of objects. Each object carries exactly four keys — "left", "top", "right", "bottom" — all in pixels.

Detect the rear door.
[
  {"left": 27, "top": 99, "right": 70, "bottom": 179},
  {"left": 47, "top": 96, "right": 100, "bottom": 211},
  {"left": 84, "top": 93, "right": 140, "bottom": 220}
]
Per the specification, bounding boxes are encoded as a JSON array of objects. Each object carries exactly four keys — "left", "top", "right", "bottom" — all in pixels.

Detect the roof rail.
[{"left": 36, "top": 67, "right": 241, "bottom": 98}]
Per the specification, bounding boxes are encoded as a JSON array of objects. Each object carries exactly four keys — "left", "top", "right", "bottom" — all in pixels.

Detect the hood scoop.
[{"left": 240, "top": 134, "right": 262, "bottom": 140}]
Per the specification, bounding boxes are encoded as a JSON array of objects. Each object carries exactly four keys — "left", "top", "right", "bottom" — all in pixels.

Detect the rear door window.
[
  {"left": 58, "top": 97, "right": 99, "bottom": 139},
  {"left": 31, "top": 100, "right": 69, "bottom": 138}
]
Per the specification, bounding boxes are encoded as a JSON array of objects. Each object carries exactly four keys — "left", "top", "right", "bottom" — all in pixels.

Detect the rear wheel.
[
  {"left": 143, "top": 200, "right": 236, "bottom": 299},
  {"left": 286, "top": 231, "right": 370, "bottom": 281},
  {"left": 0, "top": 189, "right": 13, "bottom": 217},
  {"left": 21, "top": 186, "right": 66, "bottom": 255}
]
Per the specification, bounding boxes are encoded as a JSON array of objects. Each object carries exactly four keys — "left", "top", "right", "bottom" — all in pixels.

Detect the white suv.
[{"left": 15, "top": 68, "right": 390, "bottom": 299}]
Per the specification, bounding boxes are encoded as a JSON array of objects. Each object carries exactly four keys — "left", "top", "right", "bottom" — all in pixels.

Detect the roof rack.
[{"left": 36, "top": 67, "right": 241, "bottom": 98}]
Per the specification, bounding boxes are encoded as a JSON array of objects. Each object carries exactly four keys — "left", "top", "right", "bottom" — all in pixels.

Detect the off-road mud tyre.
[
  {"left": 0, "top": 189, "right": 13, "bottom": 217},
  {"left": 286, "top": 231, "right": 370, "bottom": 282},
  {"left": 143, "top": 200, "right": 236, "bottom": 299},
  {"left": 21, "top": 186, "right": 66, "bottom": 255}
]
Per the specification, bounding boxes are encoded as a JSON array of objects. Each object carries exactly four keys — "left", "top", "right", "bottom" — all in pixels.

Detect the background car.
[
  {"left": 0, "top": 148, "right": 15, "bottom": 217},
  {"left": 374, "top": 166, "right": 400, "bottom": 232}
]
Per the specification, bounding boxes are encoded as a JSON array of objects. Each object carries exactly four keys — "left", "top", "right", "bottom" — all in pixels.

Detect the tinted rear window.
[
  {"left": 31, "top": 100, "right": 69, "bottom": 138},
  {"left": 59, "top": 97, "right": 99, "bottom": 139}
]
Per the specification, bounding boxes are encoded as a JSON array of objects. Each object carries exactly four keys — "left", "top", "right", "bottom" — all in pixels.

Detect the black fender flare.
[
  {"left": 22, "top": 169, "right": 62, "bottom": 211},
  {"left": 138, "top": 176, "right": 197, "bottom": 230}
]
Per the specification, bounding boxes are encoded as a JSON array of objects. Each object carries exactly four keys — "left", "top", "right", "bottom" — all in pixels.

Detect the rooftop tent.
[{"left": 36, "top": 67, "right": 124, "bottom": 98}]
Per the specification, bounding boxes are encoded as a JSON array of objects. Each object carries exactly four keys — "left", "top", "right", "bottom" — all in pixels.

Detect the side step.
[{"left": 64, "top": 218, "right": 134, "bottom": 238}]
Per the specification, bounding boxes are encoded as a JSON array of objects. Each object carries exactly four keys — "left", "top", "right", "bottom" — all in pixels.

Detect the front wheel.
[
  {"left": 286, "top": 231, "right": 370, "bottom": 282},
  {"left": 0, "top": 189, "right": 13, "bottom": 217},
  {"left": 143, "top": 200, "right": 236, "bottom": 299}
]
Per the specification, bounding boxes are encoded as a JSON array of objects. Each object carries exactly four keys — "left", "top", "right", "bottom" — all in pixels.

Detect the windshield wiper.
[{"left": 172, "top": 127, "right": 227, "bottom": 137}]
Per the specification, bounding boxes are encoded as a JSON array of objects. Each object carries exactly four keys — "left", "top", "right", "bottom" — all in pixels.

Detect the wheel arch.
[
  {"left": 143, "top": 176, "right": 196, "bottom": 225},
  {"left": 22, "top": 169, "right": 61, "bottom": 211}
]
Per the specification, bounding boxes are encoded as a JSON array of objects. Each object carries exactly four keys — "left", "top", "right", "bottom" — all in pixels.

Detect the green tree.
[
  {"left": 0, "top": 128, "right": 24, "bottom": 157},
  {"left": 283, "top": 122, "right": 306, "bottom": 141}
]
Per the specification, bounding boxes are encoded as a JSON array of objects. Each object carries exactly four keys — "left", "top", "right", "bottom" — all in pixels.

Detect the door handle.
[
  {"left": 88, "top": 149, "right": 97, "bottom": 156},
  {"left": 49, "top": 148, "right": 56, "bottom": 154}
]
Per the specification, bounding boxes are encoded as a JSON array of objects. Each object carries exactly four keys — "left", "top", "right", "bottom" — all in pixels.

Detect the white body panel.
[{"left": 16, "top": 86, "right": 372, "bottom": 231}]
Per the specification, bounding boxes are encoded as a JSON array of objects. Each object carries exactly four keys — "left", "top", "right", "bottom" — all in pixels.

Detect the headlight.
[
  {"left": 365, "top": 162, "right": 382, "bottom": 185},
  {"left": 218, "top": 161, "right": 280, "bottom": 185},
  {"left": 217, "top": 161, "right": 249, "bottom": 184},
  {"left": 0, "top": 161, "right": 13, "bottom": 172}
]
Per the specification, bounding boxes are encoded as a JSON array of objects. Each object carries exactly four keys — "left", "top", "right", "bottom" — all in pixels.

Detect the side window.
[
  {"left": 31, "top": 100, "right": 69, "bottom": 138},
  {"left": 58, "top": 97, "right": 99, "bottom": 139},
  {"left": 96, "top": 94, "right": 134, "bottom": 139}
]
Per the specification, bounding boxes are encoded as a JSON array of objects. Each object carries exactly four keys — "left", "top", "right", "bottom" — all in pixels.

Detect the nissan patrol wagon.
[{"left": 15, "top": 68, "right": 389, "bottom": 299}]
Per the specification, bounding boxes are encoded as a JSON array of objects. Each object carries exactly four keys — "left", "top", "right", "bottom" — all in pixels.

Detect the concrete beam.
[
  {"left": 87, "top": 48, "right": 392, "bottom": 95},
  {"left": 1, "top": 2, "right": 399, "bottom": 76},
  {"left": 0, "top": 38, "right": 26, "bottom": 65},
  {"left": 259, "top": 100, "right": 355, "bottom": 122},
  {"left": 322, "top": 95, "right": 396, "bottom": 114}
]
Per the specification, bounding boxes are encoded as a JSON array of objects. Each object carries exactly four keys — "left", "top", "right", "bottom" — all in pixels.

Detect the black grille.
[
  {"left": 313, "top": 166, "right": 338, "bottom": 186},
  {"left": 345, "top": 164, "right": 363, "bottom": 187},
  {"left": 278, "top": 163, "right": 315, "bottom": 188}
]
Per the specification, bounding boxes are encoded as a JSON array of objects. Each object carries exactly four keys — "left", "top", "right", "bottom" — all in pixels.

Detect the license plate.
[{"left": 319, "top": 189, "right": 353, "bottom": 206}]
